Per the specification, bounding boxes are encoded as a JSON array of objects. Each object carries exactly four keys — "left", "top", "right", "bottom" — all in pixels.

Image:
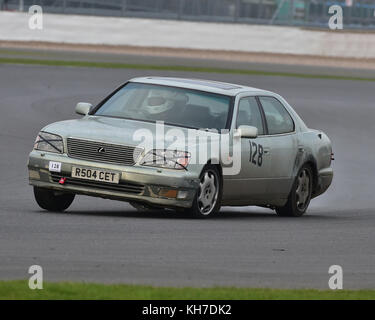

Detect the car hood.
[{"left": 42, "top": 116, "right": 220, "bottom": 151}]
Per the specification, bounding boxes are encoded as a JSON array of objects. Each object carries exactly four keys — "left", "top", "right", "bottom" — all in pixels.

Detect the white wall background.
[{"left": 1, "top": 11, "right": 374, "bottom": 59}]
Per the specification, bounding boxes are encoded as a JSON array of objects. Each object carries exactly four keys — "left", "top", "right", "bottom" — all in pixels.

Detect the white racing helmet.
[{"left": 142, "top": 90, "right": 188, "bottom": 115}]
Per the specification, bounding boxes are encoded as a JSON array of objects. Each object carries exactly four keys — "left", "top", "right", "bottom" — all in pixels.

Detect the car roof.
[{"left": 129, "top": 77, "right": 268, "bottom": 96}]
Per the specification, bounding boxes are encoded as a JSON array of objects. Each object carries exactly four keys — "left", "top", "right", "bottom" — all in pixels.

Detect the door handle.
[{"left": 263, "top": 148, "right": 270, "bottom": 154}]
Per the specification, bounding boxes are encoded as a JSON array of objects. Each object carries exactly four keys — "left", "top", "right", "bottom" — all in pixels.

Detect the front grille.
[
  {"left": 51, "top": 173, "right": 144, "bottom": 194},
  {"left": 67, "top": 138, "right": 142, "bottom": 166}
]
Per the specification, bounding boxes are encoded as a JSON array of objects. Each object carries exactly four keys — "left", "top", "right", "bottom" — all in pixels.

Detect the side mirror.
[
  {"left": 75, "top": 102, "right": 93, "bottom": 116},
  {"left": 235, "top": 125, "right": 258, "bottom": 139}
]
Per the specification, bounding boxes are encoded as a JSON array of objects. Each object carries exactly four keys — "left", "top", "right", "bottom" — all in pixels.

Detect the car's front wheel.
[
  {"left": 187, "top": 165, "right": 222, "bottom": 218},
  {"left": 33, "top": 187, "right": 75, "bottom": 212},
  {"left": 276, "top": 165, "right": 313, "bottom": 217}
]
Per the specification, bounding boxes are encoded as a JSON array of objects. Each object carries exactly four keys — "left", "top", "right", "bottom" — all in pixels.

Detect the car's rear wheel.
[
  {"left": 33, "top": 186, "right": 75, "bottom": 212},
  {"left": 186, "top": 165, "right": 222, "bottom": 218},
  {"left": 276, "top": 165, "right": 312, "bottom": 217}
]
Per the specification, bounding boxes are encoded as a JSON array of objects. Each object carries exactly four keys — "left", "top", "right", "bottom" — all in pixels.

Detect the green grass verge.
[
  {"left": 0, "top": 57, "right": 375, "bottom": 82},
  {"left": 0, "top": 280, "right": 374, "bottom": 300}
]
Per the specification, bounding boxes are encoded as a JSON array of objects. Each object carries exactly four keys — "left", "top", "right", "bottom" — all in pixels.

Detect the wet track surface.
[{"left": 0, "top": 63, "right": 374, "bottom": 288}]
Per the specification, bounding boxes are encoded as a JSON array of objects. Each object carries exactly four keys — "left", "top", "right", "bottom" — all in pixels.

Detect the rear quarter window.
[{"left": 259, "top": 96, "right": 294, "bottom": 135}]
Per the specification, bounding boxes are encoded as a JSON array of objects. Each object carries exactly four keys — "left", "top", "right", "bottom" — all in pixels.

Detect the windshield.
[{"left": 94, "top": 83, "right": 232, "bottom": 130}]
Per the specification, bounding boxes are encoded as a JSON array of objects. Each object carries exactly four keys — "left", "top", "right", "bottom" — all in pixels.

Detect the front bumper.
[{"left": 28, "top": 150, "right": 199, "bottom": 208}]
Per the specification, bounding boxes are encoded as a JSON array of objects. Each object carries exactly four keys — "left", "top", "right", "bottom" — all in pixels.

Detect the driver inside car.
[{"left": 140, "top": 90, "right": 188, "bottom": 124}]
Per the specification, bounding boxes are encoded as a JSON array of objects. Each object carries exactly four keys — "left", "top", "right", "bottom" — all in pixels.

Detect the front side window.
[
  {"left": 94, "top": 83, "right": 232, "bottom": 130},
  {"left": 259, "top": 96, "right": 294, "bottom": 135},
  {"left": 236, "top": 97, "right": 264, "bottom": 135}
]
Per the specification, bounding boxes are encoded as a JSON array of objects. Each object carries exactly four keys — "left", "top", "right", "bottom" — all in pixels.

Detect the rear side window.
[
  {"left": 236, "top": 97, "right": 264, "bottom": 135},
  {"left": 259, "top": 96, "right": 294, "bottom": 135}
]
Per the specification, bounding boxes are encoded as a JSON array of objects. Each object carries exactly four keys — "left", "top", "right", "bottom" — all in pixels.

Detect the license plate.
[
  {"left": 49, "top": 161, "right": 62, "bottom": 173},
  {"left": 71, "top": 166, "right": 120, "bottom": 184}
]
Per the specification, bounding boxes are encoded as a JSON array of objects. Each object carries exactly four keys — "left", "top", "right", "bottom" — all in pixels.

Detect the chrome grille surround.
[{"left": 67, "top": 138, "right": 142, "bottom": 166}]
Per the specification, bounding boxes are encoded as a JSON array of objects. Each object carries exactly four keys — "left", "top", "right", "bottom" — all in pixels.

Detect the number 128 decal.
[{"left": 249, "top": 141, "right": 263, "bottom": 167}]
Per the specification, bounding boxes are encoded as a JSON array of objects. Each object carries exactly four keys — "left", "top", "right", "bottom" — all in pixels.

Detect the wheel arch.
[{"left": 205, "top": 159, "right": 223, "bottom": 178}]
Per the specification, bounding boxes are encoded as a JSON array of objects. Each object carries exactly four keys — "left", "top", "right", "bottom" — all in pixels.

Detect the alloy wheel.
[
  {"left": 197, "top": 170, "right": 219, "bottom": 215},
  {"left": 296, "top": 168, "right": 311, "bottom": 210}
]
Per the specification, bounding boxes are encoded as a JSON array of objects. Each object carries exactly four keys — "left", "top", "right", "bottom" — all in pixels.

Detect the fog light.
[
  {"left": 159, "top": 188, "right": 178, "bottom": 198},
  {"left": 29, "top": 170, "right": 40, "bottom": 180},
  {"left": 177, "top": 190, "right": 188, "bottom": 199}
]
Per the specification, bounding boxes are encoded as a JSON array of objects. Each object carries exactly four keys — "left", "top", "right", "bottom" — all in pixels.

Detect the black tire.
[
  {"left": 185, "top": 165, "right": 222, "bottom": 218},
  {"left": 33, "top": 187, "right": 75, "bottom": 212},
  {"left": 276, "top": 165, "right": 313, "bottom": 217}
]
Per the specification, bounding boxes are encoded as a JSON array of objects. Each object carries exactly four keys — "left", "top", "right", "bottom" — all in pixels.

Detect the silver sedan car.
[{"left": 28, "top": 77, "right": 333, "bottom": 218}]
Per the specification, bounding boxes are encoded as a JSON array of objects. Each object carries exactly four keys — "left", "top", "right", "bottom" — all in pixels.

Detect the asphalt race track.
[{"left": 0, "top": 63, "right": 374, "bottom": 289}]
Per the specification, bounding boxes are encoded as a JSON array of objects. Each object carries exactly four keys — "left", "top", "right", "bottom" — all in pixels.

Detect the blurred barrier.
[{"left": 2, "top": 0, "right": 375, "bottom": 29}]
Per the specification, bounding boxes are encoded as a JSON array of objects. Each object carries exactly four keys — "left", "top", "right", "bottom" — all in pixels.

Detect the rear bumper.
[
  {"left": 28, "top": 150, "right": 199, "bottom": 208},
  {"left": 314, "top": 167, "right": 333, "bottom": 198}
]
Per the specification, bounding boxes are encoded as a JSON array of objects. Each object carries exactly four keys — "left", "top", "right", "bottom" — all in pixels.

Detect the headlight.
[
  {"left": 141, "top": 149, "right": 190, "bottom": 170},
  {"left": 34, "top": 132, "right": 64, "bottom": 154}
]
